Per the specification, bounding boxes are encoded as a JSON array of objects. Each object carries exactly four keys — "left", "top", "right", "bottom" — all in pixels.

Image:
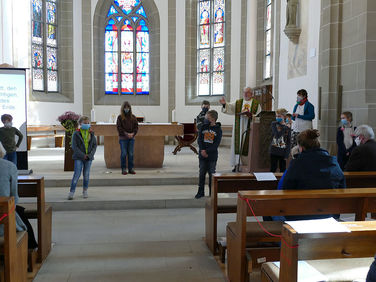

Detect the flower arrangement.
[{"left": 58, "top": 111, "right": 80, "bottom": 136}]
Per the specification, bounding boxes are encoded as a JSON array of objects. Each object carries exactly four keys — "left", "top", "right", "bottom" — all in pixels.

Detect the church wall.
[{"left": 276, "top": 0, "right": 321, "bottom": 128}]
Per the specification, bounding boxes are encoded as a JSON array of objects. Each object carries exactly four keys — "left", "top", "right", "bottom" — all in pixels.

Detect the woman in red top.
[{"left": 116, "top": 101, "right": 138, "bottom": 175}]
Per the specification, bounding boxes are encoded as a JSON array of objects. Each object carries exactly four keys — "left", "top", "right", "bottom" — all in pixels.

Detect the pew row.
[
  {"left": 227, "top": 188, "right": 376, "bottom": 282},
  {"left": 261, "top": 221, "right": 376, "bottom": 282},
  {"left": 0, "top": 197, "right": 28, "bottom": 282},
  {"left": 17, "top": 176, "right": 52, "bottom": 265},
  {"left": 206, "top": 171, "right": 376, "bottom": 255}
]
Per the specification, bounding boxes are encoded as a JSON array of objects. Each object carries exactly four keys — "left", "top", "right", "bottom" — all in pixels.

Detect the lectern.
[{"left": 240, "top": 111, "right": 275, "bottom": 172}]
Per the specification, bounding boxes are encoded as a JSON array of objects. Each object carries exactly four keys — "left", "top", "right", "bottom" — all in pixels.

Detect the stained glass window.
[
  {"left": 105, "top": 0, "right": 150, "bottom": 95},
  {"left": 264, "top": 0, "right": 272, "bottom": 80},
  {"left": 31, "top": 0, "right": 59, "bottom": 92},
  {"left": 197, "top": 0, "right": 225, "bottom": 96}
]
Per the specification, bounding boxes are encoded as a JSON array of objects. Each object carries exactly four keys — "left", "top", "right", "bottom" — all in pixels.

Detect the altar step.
[{"left": 19, "top": 185, "right": 224, "bottom": 211}]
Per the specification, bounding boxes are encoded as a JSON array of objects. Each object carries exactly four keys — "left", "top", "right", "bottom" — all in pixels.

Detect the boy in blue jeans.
[
  {"left": 0, "top": 114, "right": 23, "bottom": 166},
  {"left": 195, "top": 110, "right": 222, "bottom": 199}
]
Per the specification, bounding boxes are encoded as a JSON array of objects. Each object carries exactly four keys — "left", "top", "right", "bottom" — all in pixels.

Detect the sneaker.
[
  {"left": 83, "top": 190, "right": 88, "bottom": 199},
  {"left": 122, "top": 169, "right": 128, "bottom": 175},
  {"left": 195, "top": 193, "right": 204, "bottom": 199},
  {"left": 67, "top": 192, "right": 74, "bottom": 200},
  {"left": 128, "top": 170, "right": 136, "bottom": 175}
]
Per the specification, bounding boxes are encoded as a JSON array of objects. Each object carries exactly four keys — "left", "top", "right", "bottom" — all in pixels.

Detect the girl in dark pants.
[
  {"left": 117, "top": 101, "right": 138, "bottom": 175},
  {"left": 336, "top": 111, "right": 356, "bottom": 170},
  {"left": 270, "top": 109, "right": 291, "bottom": 172}
]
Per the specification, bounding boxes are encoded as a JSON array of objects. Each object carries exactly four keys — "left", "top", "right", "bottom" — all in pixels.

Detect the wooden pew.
[
  {"left": 27, "top": 125, "right": 65, "bottom": 150},
  {"left": 206, "top": 171, "right": 376, "bottom": 255},
  {"left": 261, "top": 221, "right": 376, "bottom": 282},
  {"left": 17, "top": 176, "right": 52, "bottom": 265},
  {"left": 0, "top": 197, "right": 28, "bottom": 282},
  {"left": 227, "top": 188, "right": 376, "bottom": 282}
]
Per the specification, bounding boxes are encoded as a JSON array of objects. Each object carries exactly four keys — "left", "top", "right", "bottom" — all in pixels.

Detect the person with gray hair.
[{"left": 345, "top": 125, "right": 376, "bottom": 171}]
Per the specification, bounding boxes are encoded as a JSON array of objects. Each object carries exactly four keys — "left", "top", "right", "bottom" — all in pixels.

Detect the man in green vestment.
[{"left": 219, "top": 87, "right": 261, "bottom": 170}]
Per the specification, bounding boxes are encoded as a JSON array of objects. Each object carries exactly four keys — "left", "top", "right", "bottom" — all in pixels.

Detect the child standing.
[
  {"left": 270, "top": 109, "right": 291, "bottom": 173},
  {"left": 68, "top": 116, "right": 97, "bottom": 200},
  {"left": 195, "top": 110, "right": 222, "bottom": 199},
  {"left": 196, "top": 100, "right": 210, "bottom": 131},
  {"left": 0, "top": 114, "right": 23, "bottom": 165},
  {"left": 336, "top": 111, "right": 356, "bottom": 170},
  {"left": 117, "top": 101, "right": 138, "bottom": 175}
]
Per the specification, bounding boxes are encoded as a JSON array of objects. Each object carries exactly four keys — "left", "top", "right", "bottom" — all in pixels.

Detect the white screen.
[{"left": 0, "top": 69, "right": 27, "bottom": 152}]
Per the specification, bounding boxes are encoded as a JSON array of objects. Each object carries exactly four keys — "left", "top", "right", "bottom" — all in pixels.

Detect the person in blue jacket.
[
  {"left": 195, "top": 110, "right": 222, "bottom": 199},
  {"left": 276, "top": 129, "right": 345, "bottom": 220},
  {"left": 291, "top": 89, "right": 315, "bottom": 147}
]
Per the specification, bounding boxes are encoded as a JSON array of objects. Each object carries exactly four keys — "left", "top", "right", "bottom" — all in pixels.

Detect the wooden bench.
[
  {"left": 226, "top": 188, "right": 376, "bottom": 282},
  {"left": 17, "top": 176, "right": 52, "bottom": 267},
  {"left": 0, "top": 197, "right": 28, "bottom": 282},
  {"left": 261, "top": 221, "right": 376, "bottom": 282},
  {"left": 27, "top": 125, "right": 65, "bottom": 150},
  {"left": 221, "top": 125, "right": 232, "bottom": 138},
  {"left": 206, "top": 171, "right": 376, "bottom": 255}
]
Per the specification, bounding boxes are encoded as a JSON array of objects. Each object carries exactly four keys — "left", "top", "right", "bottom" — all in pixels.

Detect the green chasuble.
[{"left": 234, "top": 99, "right": 260, "bottom": 156}]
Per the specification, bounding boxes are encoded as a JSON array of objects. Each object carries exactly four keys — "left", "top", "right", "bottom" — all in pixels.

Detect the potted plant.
[{"left": 58, "top": 111, "right": 80, "bottom": 171}]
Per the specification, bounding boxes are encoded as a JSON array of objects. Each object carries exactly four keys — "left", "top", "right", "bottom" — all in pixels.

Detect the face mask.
[
  {"left": 81, "top": 124, "right": 91, "bottom": 130},
  {"left": 355, "top": 137, "right": 361, "bottom": 146},
  {"left": 204, "top": 119, "right": 210, "bottom": 125},
  {"left": 202, "top": 107, "right": 209, "bottom": 113},
  {"left": 297, "top": 96, "right": 303, "bottom": 103},
  {"left": 276, "top": 117, "right": 283, "bottom": 123},
  {"left": 341, "top": 119, "right": 348, "bottom": 125},
  {"left": 286, "top": 119, "right": 290, "bottom": 123},
  {"left": 124, "top": 108, "right": 130, "bottom": 114},
  {"left": 4, "top": 122, "right": 12, "bottom": 128}
]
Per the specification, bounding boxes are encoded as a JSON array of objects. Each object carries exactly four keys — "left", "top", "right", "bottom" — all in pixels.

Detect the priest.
[{"left": 219, "top": 87, "right": 261, "bottom": 171}]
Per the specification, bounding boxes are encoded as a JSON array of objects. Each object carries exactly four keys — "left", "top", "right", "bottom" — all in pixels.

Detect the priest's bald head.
[{"left": 243, "top": 87, "right": 253, "bottom": 101}]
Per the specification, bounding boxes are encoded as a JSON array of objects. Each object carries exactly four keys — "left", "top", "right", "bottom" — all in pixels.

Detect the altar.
[{"left": 92, "top": 123, "right": 183, "bottom": 168}]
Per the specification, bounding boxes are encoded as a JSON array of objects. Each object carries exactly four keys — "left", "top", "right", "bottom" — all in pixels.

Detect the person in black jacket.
[
  {"left": 196, "top": 100, "right": 210, "bottom": 131},
  {"left": 336, "top": 111, "right": 356, "bottom": 170},
  {"left": 345, "top": 125, "right": 376, "bottom": 171},
  {"left": 68, "top": 116, "right": 97, "bottom": 200},
  {"left": 195, "top": 110, "right": 222, "bottom": 199},
  {"left": 270, "top": 108, "right": 291, "bottom": 172},
  {"left": 277, "top": 129, "right": 345, "bottom": 220}
]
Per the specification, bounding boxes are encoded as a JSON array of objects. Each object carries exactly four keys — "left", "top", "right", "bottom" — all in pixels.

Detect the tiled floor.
[{"left": 34, "top": 209, "right": 236, "bottom": 282}]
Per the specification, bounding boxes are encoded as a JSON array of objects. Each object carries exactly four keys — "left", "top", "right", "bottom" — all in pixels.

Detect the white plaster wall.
[
  {"left": 91, "top": 0, "right": 169, "bottom": 123},
  {"left": 246, "top": 0, "right": 257, "bottom": 88},
  {"left": 277, "top": 0, "right": 320, "bottom": 128}
]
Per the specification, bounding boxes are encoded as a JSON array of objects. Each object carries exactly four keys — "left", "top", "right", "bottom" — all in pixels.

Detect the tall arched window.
[
  {"left": 31, "top": 0, "right": 58, "bottom": 92},
  {"left": 264, "top": 0, "right": 272, "bottom": 80},
  {"left": 105, "top": 0, "right": 149, "bottom": 95},
  {"left": 197, "top": 0, "right": 225, "bottom": 96}
]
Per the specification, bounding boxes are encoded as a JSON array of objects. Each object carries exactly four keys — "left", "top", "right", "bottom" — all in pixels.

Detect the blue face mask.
[
  {"left": 204, "top": 119, "right": 210, "bottom": 125},
  {"left": 341, "top": 119, "right": 348, "bottom": 125},
  {"left": 276, "top": 117, "right": 283, "bottom": 123},
  {"left": 285, "top": 119, "right": 290, "bottom": 123},
  {"left": 124, "top": 108, "right": 130, "bottom": 114},
  {"left": 81, "top": 124, "right": 91, "bottom": 130},
  {"left": 202, "top": 107, "right": 209, "bottom": 113}
]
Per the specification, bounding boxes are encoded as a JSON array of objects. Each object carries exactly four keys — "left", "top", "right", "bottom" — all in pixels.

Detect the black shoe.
[
  {"left": 232, "top": 167, "right": 237, "bottom": 172},
  {"left": 195, "top": 193, "right": 204, "bottom": 199}
]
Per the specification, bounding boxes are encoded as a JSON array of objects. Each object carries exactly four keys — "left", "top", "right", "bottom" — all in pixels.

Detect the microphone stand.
[{"left": 236, "top": 124, "right": 252, "bottom": 172}]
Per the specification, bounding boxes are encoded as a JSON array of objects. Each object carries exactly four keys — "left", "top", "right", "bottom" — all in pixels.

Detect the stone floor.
[{"left": 34, "top": 209, "right": 235, "bottom": 282}]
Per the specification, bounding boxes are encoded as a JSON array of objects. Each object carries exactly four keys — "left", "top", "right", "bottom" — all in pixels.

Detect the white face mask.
[
  {"left": 4, "top": 122, "right": 12, "bottom": 128},
  {"left": 355, "top": 137, "right": 361, "bottom": 146}
]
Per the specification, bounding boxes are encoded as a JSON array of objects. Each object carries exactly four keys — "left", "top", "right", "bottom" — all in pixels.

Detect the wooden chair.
[
  {"left": 172, "top": 123, "right": 198, "bottom": 155},
  {"left": 261, "top": 221, "right": 376, "bottom": 282},
  {"left": 206, "top": 171, "right": 376, "bottom": 256},
  {"left": 0, "top": 197, "right": 28, "bottom": 282},
  {"left": 227, "top": 188, "right": 376, "bottom": 282}
]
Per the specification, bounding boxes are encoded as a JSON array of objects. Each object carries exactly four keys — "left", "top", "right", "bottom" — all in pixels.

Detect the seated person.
[
  {"left": 345, "top": 125, "right": 376, "bottom": 171},
  {"left": 0, "top": 158, "right": 37, "bottom": 249},
  {"left": 275, "top": 129, "right": 345, "bottom": 221},
  {"left": 196, "top": 100, "right": 210, "bottom": 131}
]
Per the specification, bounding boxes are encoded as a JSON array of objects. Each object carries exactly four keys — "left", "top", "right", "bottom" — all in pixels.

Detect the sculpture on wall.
[{"left": 284, "top": 0, "right": 301, "bottom": 44}]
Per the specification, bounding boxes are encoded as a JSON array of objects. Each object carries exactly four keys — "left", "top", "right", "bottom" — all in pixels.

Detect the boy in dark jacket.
[
  {"left": 196, "top": 100, "right": 210, "bottom": 131},
  {"left": 0, "top": 114, "right": 23, "bottom": 165},
  {"left": 68, "top": 116, "right": 97, "bottom": 200},
  {"left": 270, "top": 109, "right": 291, "bottom": 172},
  {"left": 195, "top": 110, "right": 222, "bottom": 199}
]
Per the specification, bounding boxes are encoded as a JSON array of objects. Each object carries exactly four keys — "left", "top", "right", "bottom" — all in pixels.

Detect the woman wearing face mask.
[
  {"left": 117, "top": 101, "right": 139, "bottom": 175},
  {"left": 291, "top": 89, "right": 315, "bottom": 147},
  {"left": 68, "top": 116, "right": 97, "bottom": 200},
  {"left": 336, "top": 111, "right": 356, "bottom": 170}
]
